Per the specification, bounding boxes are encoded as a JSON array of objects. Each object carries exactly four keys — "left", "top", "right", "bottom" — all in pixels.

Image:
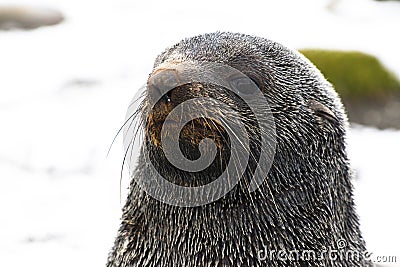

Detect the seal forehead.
[
  {"left": 156, "top": 32, "right": 304, "bottom": 80},
  {"left": 171, "top": 32, "right": 266, "bottom": 62},
  {"left": 154, "top": 33, "right": 243, "bottom": 65}
]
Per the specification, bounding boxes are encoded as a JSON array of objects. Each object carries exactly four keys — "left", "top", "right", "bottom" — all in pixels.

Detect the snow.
[
  {"left": 349, "top": 125, "right": 400, "bottom": 265},
  {"left": 0, "top": 0, "right": 399, "bottom": 266}
]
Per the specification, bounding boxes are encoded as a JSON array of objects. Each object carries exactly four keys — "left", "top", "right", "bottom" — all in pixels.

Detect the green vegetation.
[{"left": 299, "top": 49, "right": 400, "bottom": 99}]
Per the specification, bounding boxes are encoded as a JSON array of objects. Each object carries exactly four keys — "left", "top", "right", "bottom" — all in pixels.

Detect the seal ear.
[{"left": 308, "top": 99, "right": 339, "bottom": 124}]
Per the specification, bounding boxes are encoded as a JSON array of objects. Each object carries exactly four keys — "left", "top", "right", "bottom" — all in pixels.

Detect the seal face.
[{"left": 107, "top": 32, "right": 372, "bottom": 267}]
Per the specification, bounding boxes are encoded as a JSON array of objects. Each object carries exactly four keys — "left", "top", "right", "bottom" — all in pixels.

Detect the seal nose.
[{"left": 147, "top": 69, "right": 180, "bottom": 105}]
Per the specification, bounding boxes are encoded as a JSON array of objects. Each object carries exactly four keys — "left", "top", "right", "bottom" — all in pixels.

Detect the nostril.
[
  {"left": 165, "top": 90, "right": 172, "bottom": 102},
  {"left": 147, "top": 69, "right": 179, "bottom": 104},
  {"left": 147, "top": 85, "right": 172, "bottom": 104},
  {"left": 147, "top": 83, "right": 162, "bottom": 102}
]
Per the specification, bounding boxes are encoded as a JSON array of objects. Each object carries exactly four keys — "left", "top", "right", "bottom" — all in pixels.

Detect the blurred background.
[{"left": 0, "top": 0, "right": 399, "bottom": 266}]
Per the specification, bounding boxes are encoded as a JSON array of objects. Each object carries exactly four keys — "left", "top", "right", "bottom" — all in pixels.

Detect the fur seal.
[{"left": 106, "top": 32, "right": 372, "bottom": 266}]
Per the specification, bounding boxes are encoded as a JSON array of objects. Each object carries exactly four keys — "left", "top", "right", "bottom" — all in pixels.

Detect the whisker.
[
  {"left": 120, "top": 139, "right": 133, "bottom": 205},
  {"left": 107, "top": 96, "right": 145, "bottom": 157},
  {"left": 112, "top": 94, "right": 147, "bottom": 205}
]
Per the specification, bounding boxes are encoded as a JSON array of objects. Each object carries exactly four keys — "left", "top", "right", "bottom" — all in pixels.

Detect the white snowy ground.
[{"left": 0, "top": 0, "right": 399, "bottom": 266}]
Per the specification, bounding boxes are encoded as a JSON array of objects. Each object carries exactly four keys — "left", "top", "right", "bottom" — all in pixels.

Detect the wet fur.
[{"left": 106, "top": 32, "right": 371, "bottom": 266}]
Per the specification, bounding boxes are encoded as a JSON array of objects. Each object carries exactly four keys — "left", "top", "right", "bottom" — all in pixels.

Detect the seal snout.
[
  {"left": 146, "top": 65, "right": 205, "bottom": 129},
  {"left": 145, "top": 75, "right": 225, "bottom": 149}
]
